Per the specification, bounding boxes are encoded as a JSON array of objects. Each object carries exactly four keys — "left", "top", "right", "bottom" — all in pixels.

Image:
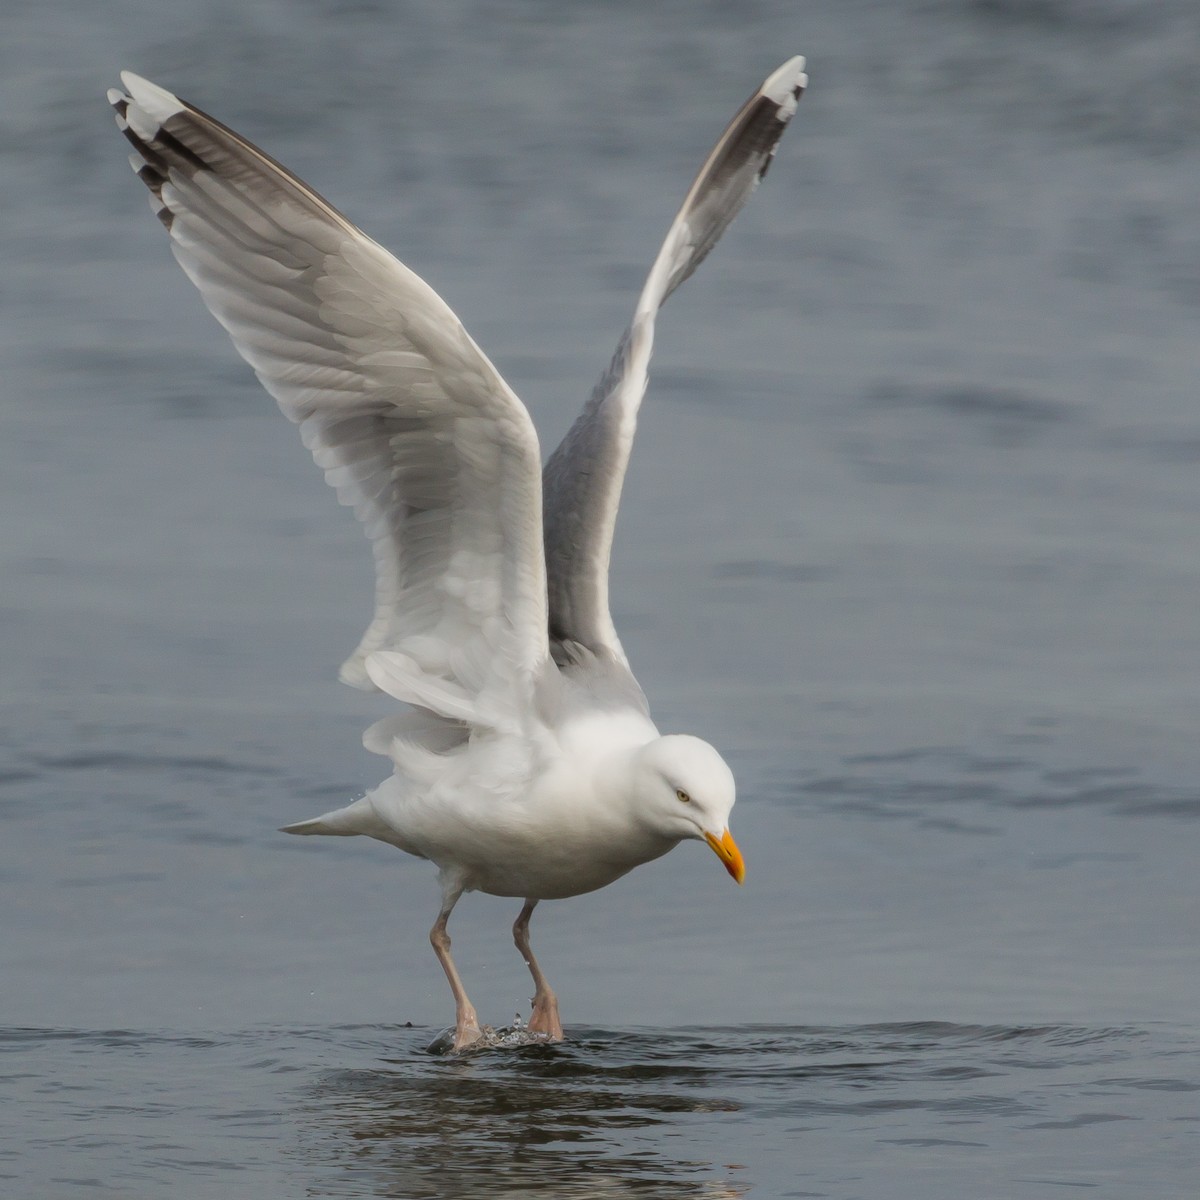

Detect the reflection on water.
[{"left": 302, "top": 1030, "right": 747, "bottom": 1199}]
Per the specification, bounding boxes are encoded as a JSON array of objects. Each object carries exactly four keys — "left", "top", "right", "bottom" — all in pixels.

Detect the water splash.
[{"left": 426, "top": 1014, "right": 560, "bottom": 1056}]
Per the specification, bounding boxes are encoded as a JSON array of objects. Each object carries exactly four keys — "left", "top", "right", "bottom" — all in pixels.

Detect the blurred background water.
[{"left": 2, "top": 0, "right": 1198, "bottom": 1196}]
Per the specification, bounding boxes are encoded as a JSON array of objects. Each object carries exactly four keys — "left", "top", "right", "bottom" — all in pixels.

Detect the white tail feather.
[{"left": 280, "top": 794, "right": 406, "bottom": 847}]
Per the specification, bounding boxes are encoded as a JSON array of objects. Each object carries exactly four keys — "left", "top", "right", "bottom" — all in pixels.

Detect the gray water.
[{"left": 3, "top": 0, "right": 1199, "bottom": 1196}]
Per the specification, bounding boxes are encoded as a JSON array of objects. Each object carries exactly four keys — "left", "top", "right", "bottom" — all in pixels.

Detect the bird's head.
[{"left": 632, "top": 734, "right": 744, "bottom": 884}]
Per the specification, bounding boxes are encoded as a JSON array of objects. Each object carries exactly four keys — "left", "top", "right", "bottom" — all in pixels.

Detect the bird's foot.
[
  {"left": 450, "top": 1004, "right": 485, "bottom": 1052},
  {"left": 451, "top": 1024, "right": 485, "bottom": 1052},
  {"left": 527, "top": 989, "right": 564, "bottom": 1041},
  {"left": 426, "top": 1022, "right": 492, "bottom": 1055}
]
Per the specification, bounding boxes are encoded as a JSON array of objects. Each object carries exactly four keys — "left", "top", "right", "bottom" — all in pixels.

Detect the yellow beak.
[{"left": 704, "top": 828, "right": 746, "bottom": 885}]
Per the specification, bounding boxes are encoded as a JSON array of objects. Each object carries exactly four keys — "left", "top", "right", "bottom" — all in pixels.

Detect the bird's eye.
[{"left": 676, "top": 788, "right": 691, "bottom": 804}]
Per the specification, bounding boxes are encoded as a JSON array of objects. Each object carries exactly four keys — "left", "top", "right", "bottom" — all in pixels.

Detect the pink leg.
[
  {"left": 513, "top": 899, "right": 563, "bottom": 1041},
  {"left": 429, "top": 886, "right": 483, "bottom": 1052}
]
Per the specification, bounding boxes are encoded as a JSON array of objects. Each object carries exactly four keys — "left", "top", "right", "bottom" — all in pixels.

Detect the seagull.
[{"left": 109, "top": 57, "right": 806, "bottom": 1051}]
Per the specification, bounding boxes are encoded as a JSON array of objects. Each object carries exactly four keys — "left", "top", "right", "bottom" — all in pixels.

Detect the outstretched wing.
[
  {"left": 110, "top": 73, "right": 548, "bottom": 731},
  {"left": 541, "top": 56, "right": 807, "bottom": 664}
]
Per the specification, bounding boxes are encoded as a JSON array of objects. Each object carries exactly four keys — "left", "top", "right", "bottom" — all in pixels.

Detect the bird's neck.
[{"left": 551, "top": 707, "right": 666, "bottom": 837}]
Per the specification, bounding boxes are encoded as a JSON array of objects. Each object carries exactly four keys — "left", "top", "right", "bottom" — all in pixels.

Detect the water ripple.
[{"left": 2, "top": 1022, "right": 1197, "bottom": 1197}]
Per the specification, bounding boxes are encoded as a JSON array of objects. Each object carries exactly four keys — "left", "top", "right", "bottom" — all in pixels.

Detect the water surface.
[{"left": 7, "top": 1022, "right": 1198, "bottom": 1197}]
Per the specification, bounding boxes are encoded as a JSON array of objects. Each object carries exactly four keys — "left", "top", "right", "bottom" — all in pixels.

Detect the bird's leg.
[
  {"left": 513, "top": 898, "right": 563, "bottom": 1041},
  {"left": 430, "top": 883, "right": 483, "bottom": 1052}
]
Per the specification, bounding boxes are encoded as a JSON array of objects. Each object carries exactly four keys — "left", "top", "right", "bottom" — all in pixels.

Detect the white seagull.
[{"left": 110, "top": 57, "right": 806, "bottom": 1051}]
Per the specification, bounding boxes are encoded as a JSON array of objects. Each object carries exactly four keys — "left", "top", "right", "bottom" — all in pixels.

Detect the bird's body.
[
  {"left": 314, "top": 685, "right": 661, "bottom": 898},
  {"left": 110, "top": 57, "right": 806, "bottom": 1049}
]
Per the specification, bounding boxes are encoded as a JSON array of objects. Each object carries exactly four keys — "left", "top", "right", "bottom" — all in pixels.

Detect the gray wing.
[
  {"left": 110, "top": 73, "right": 549, "bottom": 734},
  {"left": 541, "top": 56, "right": 807, "bottom": 666}
]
